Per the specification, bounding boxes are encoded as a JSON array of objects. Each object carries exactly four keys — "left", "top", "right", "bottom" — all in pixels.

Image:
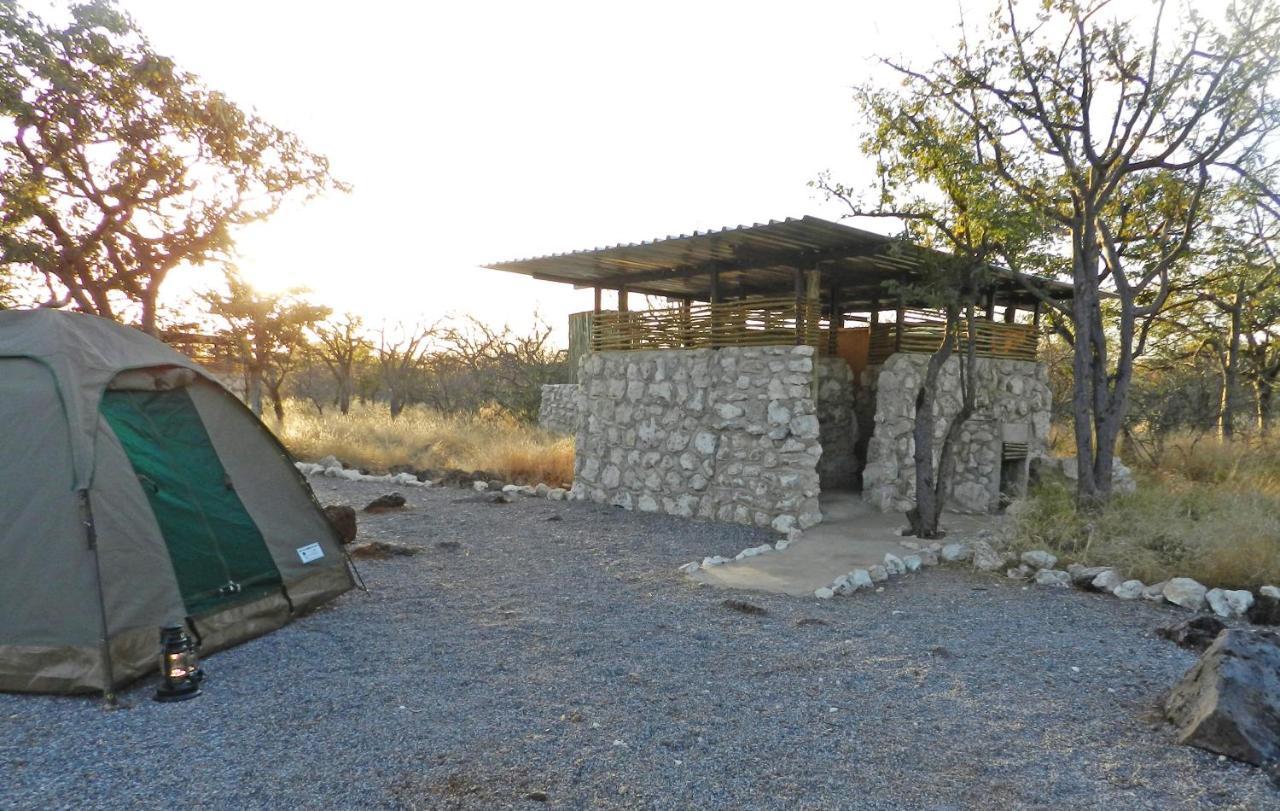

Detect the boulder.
[
  {"left": 1033, "top": 569, "right": 1071, "bottom": 587},
  {"left": 1006, "top": 564, "right": 1032, "bottom": 580},
  {"left": 940, "top": 542, "right": 971, "bottom": 563},
  {"left": 316, "top": 454, "right": 342, "bottom": 469},
  {"left": 814, "top": 587, "right": 835, "bottom": 600},
  {"left": 1090, "top": 569, "right": 1126, "bottom": 593},
  {"left": 902, "top": 554, "right": 922, "bottom": 573},
  {"left": 868, "top": 565, "right": 889, "bottom": 582},
  {"left": 1158, "top": 615, "right": 1227, "bottom": 652},
  {"left": 1261, "top": 585, "right": 1280, "bottom": 599},
  {"left": 1163, "top": 578, "right": 1209, "bottom": 611},
  {"left": 971, "top": 541, "right": 1005, "bottom": 572},
  {"left": 321, "top": 505, "right": 357, "bottom": 544},
  {"left": 1206, "top": 588, "right": 1255, "bottom": 619},
  {"left": 1021, "top": 550, "right": 1058, "bottom": 570},
  {"left": 1247, "top": 593, "right": 1280, "bottom": 626},
  {"left": 1165, "top": 629, "right": 1280, "bottom": 766},
  {"left": 363, "top": 493, "right": 407, "bottom": 513},
  {"left": 677, "top": 561, "right": 701, "bottom": 575},
  {"left": 1112, "top": 580, "right": 1144, "bottom": 600},
  {"left": 918, "top": 549, "right": 939, "bottom": 567}
]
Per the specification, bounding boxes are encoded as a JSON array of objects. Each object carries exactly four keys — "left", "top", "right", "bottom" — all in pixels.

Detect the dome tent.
[{"left": 0, "top": 310, "right": 353, "bottom": 695}]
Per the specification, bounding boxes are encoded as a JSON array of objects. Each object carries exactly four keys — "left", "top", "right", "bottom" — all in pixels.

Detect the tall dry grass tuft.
[
  {"left": 1010, "top": 432, "right": 1280, "bottom": 588},
  {"left": 271, "top": 399, "right": 575, "bottom": 485}
]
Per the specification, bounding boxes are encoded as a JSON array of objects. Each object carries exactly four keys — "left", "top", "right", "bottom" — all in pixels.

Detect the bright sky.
[{"left": 104, "top": 0, "right": 1182, "bottom": 344}]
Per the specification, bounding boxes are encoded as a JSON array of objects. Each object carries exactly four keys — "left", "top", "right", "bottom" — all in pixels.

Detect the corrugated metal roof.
[{"left": 483, "top": 215, "right": 1072, "bottom": 309}]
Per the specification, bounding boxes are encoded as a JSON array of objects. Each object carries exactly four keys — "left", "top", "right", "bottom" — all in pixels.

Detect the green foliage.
[{"left": 0, "top": 0, "right": 345, "bottom": 331}]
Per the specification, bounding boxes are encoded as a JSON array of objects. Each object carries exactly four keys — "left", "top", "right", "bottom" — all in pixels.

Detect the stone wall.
[
  {"left": 571, "top": 346, "right": 823, "bottom": 532},
  {"left": 862, "top": 353, "right": 1051, "bottom": 514},
  {"left": 814, "top": 357, "right": 858, "bottom": 490},
  {"left": 538, "top": 384, "right": 581, "bottom": 434}
]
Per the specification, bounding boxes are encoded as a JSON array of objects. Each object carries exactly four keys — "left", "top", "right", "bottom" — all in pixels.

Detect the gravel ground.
[{"left": 2, "top": 477, "right": 1277, "bottom": 810}]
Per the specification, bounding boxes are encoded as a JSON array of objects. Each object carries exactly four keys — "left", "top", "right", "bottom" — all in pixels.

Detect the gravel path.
[{"left": 2, "top": 478, "right": 1276, "bottom": 810}]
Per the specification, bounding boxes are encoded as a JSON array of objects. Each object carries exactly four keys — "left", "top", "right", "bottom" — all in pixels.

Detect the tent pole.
[{"left": 81, "top": 489, "right": 118, "bottom": 705}]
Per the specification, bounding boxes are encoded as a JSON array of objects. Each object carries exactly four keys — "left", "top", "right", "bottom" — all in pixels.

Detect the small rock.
[
  {"left": 795, "top": 618, "right": 829, "bottom": 627},
  {"left": 1112, "top": 580, "right": 1144, "bottom": 600},
  {"left": 1207, "top": 588, "right": 1255, "bottom": 619},
  {"left": 1091, "top": 570, "right": 1126, "bottom": 593},
  {"left": 547, "top": 488, "right": 568, "bottom": 501},
  {"left": 316, "top": 454, "right": 341, "bottom": 469},
  {"left": 774, "top": 539, "right": 790, "bottom": 552},
  {"left": 722, "top": 598, "right": 766, "bottom": 615},
  {"left": 1143, "top": 581, "right": 1168, "bottom": 602},
  {"left": 321, "top": 505, "right": 357, "bottom": 544},
  {"left": 348, "top": 541, "right": 418, "bottom": 560},
  {"left": 362, "top": 493, "right": 407, "bottom": 513},
  {"left": 971, "top": 541, "right": 1005, "bottom": 572},
  {"left": 1261, "top": 585, "right": 1280, "bottom": 599},
  {"left": 902, "top": 554, "right": 922, "bottom": 572},
  {"left": 534, "top": 482, "right": 551, "bottom": 497},
  {"left": 884, "top": 553, "right": 906, "bottom": 575},
  {"left": 488, "top": 492, "right": 514, "bottom": 504},
  {"left": 1021, "top": 550, "right": 1058, "bottom": 570},
  {"left": 677, "top": 562, "right": 700, "bottom": 575},
  {"left": 940, "top": 543, "right": 971, "bottom": 563},
  {"left": 1158, "top": 615, "right": 1227, "bottom": 651},
  {"left": 525, "top": 791, "right": 549, "bottom": 802},
  {"left": 918, "top": 550, "right": 939, "bottom": 567},
  {"left": 1006, "top": 564, "right": 1032, "bottom": 580},
  {"left": 434, "top": 540, "right": 461, "bottom": 551},
  {"left": 814, "top": 587, "right": 835, "bottom": 600},
  {"left": 471, "top": 480, "right": 489, "bottom": 492},
  {"left": 1165, "top": 629, "right": 1280, "bottom": 766},
  {"left": 1033, "top": 569, "right": 1071, "bottom": 587},
  {"left": 701, "top": 556, "right": 729, "bottom": 568},
  {"left": 868, "top": 565, "right": 889, "bottom": 582},
  {"left": 849, "top": 569, "right": 874, "bottom": 590},
  {"left": 1069, "top": 565, "right": 1114, "bottom": 587},
  {"left": 487, "top": 479, "right": 504, "bottom": 491},
  {"left": 502, "top": 484, "right": 521, "bottom": 494},
  {"left": 1164, "top": 577, "right": 1209, "bottom": 611},
  {"left": 831, "top": 574, "right": 855, "bottom": 596}
]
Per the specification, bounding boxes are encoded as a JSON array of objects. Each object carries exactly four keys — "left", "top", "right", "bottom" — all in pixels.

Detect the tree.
[
  {"left": 312, "top": 313, "right": 370, "bottom": 415},
  {"left": 0, "top": 1, "right": 344, "bottom": 333},
  {"left": 863, "top": 0, "right": 1280, "bottom": 508},
  {"left": 202, "top": 270, "right": 330, "bottom": 420},
  {"left": 375, "top": 323, "right": 435, "bottom": 419},
  {"left": 817, "top": 62, "right": 1044, "bottom": 536}
]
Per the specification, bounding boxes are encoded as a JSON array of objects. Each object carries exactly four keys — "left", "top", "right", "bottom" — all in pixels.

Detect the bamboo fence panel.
[
  {"left": 867, "top": 314, "right": 1038, "bottom": 365},
  {"left": 592, "top": 297, "right": 822, "bottom": 352}
]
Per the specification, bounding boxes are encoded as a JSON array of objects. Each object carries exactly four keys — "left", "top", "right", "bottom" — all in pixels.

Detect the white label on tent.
[{"left": 296, "top": 543, "right": 325, "bottom": 564}]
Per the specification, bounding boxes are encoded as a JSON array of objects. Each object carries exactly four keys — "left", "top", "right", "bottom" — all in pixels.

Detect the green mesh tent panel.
[{"left": 100, "top": 389, "right": 283, "bottom": 616}]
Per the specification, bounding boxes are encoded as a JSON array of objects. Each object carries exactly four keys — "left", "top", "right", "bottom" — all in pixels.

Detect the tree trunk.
[
  {"left": 389, "top": 391, "right": 405, "bottom": 419},
  {"left": 1221, "top": 304, "right": 1242, "bottom": 441},
  {"left": 268, "top": 384, "right": 286, "bottom": 423},
  {"left": 1070, "top": 239, "right": 1102, "bottom": 509},
  {"left": 338, "top": 378, "right": 352, "bottom": 415},
  {"left": 247, "top": 367, "right": 263, "bottom": 417},
  {"left": 1258, "top": 376, "right": 1276, "bottom": 436}
]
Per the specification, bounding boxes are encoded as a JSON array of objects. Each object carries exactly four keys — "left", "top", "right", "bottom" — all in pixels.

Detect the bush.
[
  {"left": 1009, "top": 434, "right": 1280, "bottom": 589},
  {"left": 272, "top": 399, "right": 574, "bottom": 485}
]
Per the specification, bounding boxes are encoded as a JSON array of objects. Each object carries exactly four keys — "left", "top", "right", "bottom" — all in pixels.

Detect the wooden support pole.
[
  {"left": 869, "top": 298, "right": 880, "bottom": 327},
  {"left": 1003, "top": 302, "right": 1017, "bottom": 323},
  {"left": 794, "top": 268, "right": 806, "bottom": 345},
  {"left": 984, "top": 288, "right": 997, "bottom": 321},
  {"left": 709, "top": 268, "right": 721, "bottom": 349},
  {"left": 593, "top": 286, "right": 602, "bottom": 314},
  {"left": 618, "top": 287, "right": 628, "bottom": 312},
  {"left": 1032, "top": 300, "right": 1042, "bottom": 329},
  {"left": 680, "top": 297, "right": 692, "bottom": 348},
  {"left": 894, "top": 293, "right": 905, "bottom": 353},
  {"left": 827, "top": 284, "right": 841, "bottom": 355}
]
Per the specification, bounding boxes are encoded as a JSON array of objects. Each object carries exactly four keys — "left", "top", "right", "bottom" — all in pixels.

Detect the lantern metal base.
[{"left": 153, "top": 681, "right": 201, "bottom": 703}]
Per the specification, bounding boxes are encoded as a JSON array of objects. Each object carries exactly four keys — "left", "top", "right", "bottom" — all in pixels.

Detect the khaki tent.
[{"left": 0, "top": 310, "right": 353, "bottom": 695}]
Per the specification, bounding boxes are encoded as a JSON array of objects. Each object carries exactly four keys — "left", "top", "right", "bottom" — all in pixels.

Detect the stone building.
[{"left": 489, "top": 216, "right": 1070, "bottom": 531}]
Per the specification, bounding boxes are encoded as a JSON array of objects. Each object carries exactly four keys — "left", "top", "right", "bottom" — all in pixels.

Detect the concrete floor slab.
[{"left": 691, "top": 491, "right": 997, "bottom": 596}]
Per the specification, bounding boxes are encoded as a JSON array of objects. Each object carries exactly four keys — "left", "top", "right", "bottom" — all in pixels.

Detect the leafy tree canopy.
[{"left": 0, "top": 0, "right": 346, "bottom": 332}]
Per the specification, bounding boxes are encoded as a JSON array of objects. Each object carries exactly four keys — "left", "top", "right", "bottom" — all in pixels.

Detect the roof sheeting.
[{"left": 483, "top": 215, "right": 1072, "bottom": 308}]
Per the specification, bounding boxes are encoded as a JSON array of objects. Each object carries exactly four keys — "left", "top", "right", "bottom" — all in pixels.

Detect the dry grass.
[
  {"left": 1010, "top": 433, "right": 1280, "bottom": 589},
  {"left": 271, "top": 399, "right": 575, "bottom": 486}
]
